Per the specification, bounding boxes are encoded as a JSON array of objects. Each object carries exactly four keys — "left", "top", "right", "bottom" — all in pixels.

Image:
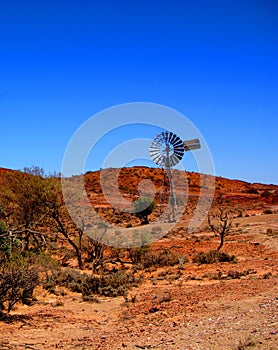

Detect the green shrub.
[
  {"left": 192, "top": 250, "right": 236, "bottom": 264},
  {"left": 133, "top": 197, "right": 156, "bottom": 225}
]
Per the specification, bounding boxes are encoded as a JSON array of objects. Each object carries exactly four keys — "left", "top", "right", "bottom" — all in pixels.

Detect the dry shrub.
[
  {"left": 0, "top": 259, "right": 39, "bottom": 314},
  {"left": 237, "top": 338, "right": 257, "bottom": 349},
  {"left": 193, "top": 250, "right": 236, "bottom": 264},
  {"left": 82, "top": 270, "right": 143, "bottom": 298},
  {"left": 43, "top": 267, "right": 86, "bottom": 293},
  {"left": 129, "top": 246, "right": 184, "bottom": 269}
]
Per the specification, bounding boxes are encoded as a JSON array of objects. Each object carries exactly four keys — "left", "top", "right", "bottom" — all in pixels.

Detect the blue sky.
[{"left": 0, "top": 0, "right": 277, "bottom": 184}]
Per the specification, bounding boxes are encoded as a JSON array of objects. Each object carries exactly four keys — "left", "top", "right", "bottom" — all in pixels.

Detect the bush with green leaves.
[{"left": 133, "top": 197, "right": 156, "bottom": 224}]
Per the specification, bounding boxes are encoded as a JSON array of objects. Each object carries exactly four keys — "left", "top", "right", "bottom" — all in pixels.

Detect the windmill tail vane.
[{"left": 183, "top": 138, "right": 201, "bottom": 151}]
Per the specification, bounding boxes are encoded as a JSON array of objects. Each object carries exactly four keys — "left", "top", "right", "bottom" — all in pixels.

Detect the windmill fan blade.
[
  {"left": 174, "top": 151, "right": 184, "bottom": 160},
  {"left": 150, "top": 153, "right": 161, "bottom": 162},
  {"left": 149, "top": 149, "right": 160, "bottom": 156},
  {"left": 151, "top": 147, "right": 161, "bottom": 155},
  {"left": 153, "top": 140, "right": 163, "bottom": 149},
  {"left": 152, "top": 153, "right": 163, "bottom": 163},
  {"left": 170, "top": 133, "right": 179, "bottom": 145},
  {"left": 149, "top": 146, "right": 160, "bottom": 154},
  {"left": 154, "top": 153, "right": 163, "bottom": 161},
  {"left": 168, "top": 131, "right": 176, "bottom": 144},
  {"left": 174, "top": 147, "right": 184, "bottom": 155},
  {"left": 155, "top": 134, "right": 164, "bottom": 144},
  {"left": 172, "top": 155, "right": 180, "bottom": 166},
  {"left": 172, "top": 138, "right": 183, "bottom": 147},
  {"left": 162, "top": 132, "right": 168, "bottom": 145},
  {"left": 175, "top": 153, "right": 182, "bottom": 162},
  {"left": 151, "top": 139, "right": 162, "bottom": 147},
  {"left": 165, "top": 131, "right": 172, "bottom": 144}
]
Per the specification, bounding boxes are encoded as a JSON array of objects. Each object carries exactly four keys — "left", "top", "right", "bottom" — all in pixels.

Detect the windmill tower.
[{"left": 150, "top": 131, "right": 201, "bottom": 222}]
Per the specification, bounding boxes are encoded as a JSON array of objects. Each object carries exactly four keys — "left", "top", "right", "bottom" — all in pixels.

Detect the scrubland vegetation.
[{"left": 0, "top": 166, "right": 277, "bottom": 350}]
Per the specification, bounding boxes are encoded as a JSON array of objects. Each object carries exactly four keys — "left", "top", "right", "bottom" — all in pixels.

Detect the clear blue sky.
[{"left": 0, "top": 0, "right": 277, "bottom": 184}]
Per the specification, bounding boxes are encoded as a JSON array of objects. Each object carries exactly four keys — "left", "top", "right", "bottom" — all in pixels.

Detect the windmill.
[{"left": 150, "top": 131, "right": 201, "bottom": 222}]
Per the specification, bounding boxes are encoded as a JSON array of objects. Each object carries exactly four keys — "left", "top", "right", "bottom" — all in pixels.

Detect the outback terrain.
[{"left": 0, "top": 167, "right": 277, "bottom": 350}]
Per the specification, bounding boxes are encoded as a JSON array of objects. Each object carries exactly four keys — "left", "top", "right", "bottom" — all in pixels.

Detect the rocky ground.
[{"left": 1, "top": 214, "right": 277, "bottom": 350}]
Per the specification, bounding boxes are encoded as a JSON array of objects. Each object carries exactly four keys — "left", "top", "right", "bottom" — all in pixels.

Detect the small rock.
[{"left": 149, "top": 307, "right": 159, "bottom": 313}]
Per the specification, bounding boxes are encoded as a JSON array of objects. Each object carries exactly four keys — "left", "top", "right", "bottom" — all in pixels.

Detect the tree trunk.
[
  {"left": 217, "top": 232, "right": 225, "bottom": 251},
  {"left": 52, "top": 213, "right": 83, "bottom": 269},
  {"left": 141, "top": 216, "right": 149, "bottom": 225}
]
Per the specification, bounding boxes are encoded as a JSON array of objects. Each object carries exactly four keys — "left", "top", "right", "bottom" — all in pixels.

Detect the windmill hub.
[
  {"left": 149, "top": 131, "right": 184, "bottom": 168},
  {"left": 165, "top": 144, "right": 172, "bottom": 153}
]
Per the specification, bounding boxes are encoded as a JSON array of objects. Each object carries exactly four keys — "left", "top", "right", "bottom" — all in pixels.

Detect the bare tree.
[
  {"left": 208, "top": 196, "right": 234, "bottom": 251},
  {"left": 85, "top": 238, "right": 105, "bottom": 272},
  {"left": 50, "top": 207, "right": 84, "bottom": 269},
  {"left": 40, "top": 176, "right": 85, "bottom": 269},
  {"left": 84, "top": 223, "right": 109, "bottom": 272}
]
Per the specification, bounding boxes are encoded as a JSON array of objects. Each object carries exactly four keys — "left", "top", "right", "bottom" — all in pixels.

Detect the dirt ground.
[{"left": 1, "top": 214, "right": 277, "bottom": 350}]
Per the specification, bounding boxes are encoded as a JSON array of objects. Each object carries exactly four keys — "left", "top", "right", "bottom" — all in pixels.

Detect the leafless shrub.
[
  {"left": 208, "top": 195, "right": 234, "bottom": 251},
  {"left": 85, "top": 236, "right": 105, "bottom": 272},
  {"left": 0, "top": 260, "right": 39, "bottom": 314}
]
